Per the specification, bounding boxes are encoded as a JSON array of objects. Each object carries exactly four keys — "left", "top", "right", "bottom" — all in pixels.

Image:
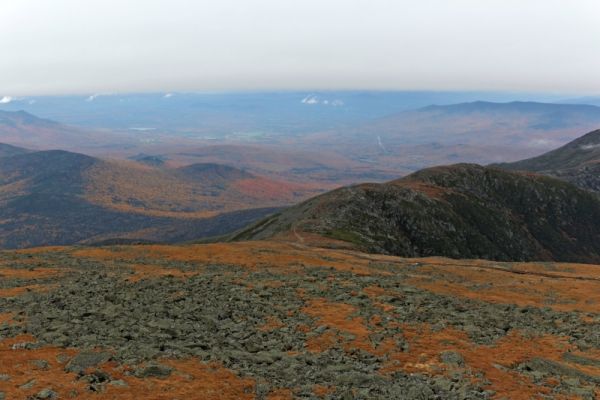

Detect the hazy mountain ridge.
[
  {"left": 0, "top": 110, "right": 107, "bottom": 151},
  {"left": 315, "top": 101, "right": 600, "bottom": 148},
  {"left": 0, "top": 142, "right": 30, "bottom": 158},
  {"left": 497, "top": 129, "right": 600, "bottom": 193}
]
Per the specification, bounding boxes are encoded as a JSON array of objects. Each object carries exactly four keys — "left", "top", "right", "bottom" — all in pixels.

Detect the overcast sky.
[{"left": 1, "top": 0, "right": 599, "bottom": 96}]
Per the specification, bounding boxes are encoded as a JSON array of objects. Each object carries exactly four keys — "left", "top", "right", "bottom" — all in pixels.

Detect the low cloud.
[
  {"left": 528, "top": 138, "right": 557, "bottom": 148},
  {"left": 301, "top": 95, "right": 344, "bottom": 106},
  {"left": 0, "top": 96, "right": 13, "bottom": 104},
  {"left": 580, "top": 143, "right": 600, "bottom": 150},
  {"left": 301, "top": 95, "right": 319, "bottom": 105}
]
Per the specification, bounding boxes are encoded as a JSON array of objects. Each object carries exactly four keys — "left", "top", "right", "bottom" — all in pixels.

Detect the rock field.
[{"left": 1, "top": 240, "right": 600, "bottom": 399}]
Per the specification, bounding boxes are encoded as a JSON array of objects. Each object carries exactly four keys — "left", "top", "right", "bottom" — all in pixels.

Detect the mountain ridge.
[
  {"left": 233, "top": 164, "right": 600, "bottom": 263},
  {"left": 496, "top": 129, "right": 600, "bottom": 193}
]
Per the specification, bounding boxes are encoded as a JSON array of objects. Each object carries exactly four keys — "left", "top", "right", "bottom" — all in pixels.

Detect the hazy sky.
[{"left": 1, "top": 0, "right": 599, "bottom": 96}]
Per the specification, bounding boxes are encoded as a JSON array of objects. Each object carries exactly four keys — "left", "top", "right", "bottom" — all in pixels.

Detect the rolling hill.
[
  {"left": 497, "top": 129, "right": 600, "bottom": 193},
  {"left": 0, "top": 147, "right": 318, "bottom": 248},
  {"left": 234, "top": 164, "right": 600, "bottom": 263}
]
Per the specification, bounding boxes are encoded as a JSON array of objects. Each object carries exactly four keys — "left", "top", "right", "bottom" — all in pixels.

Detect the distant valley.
[
  {"left": 3, "top": 98, "right": 600, "bottom": 186},
  {"left": 0, "top": 147, "right": 319, "bottom": 248}
]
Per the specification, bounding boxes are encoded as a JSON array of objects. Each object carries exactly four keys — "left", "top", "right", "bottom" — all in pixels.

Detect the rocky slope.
[
  {"left": 2, "top": 242, "right": 600, "bottom": 399},
  {"left": 497, "top": 129, "right": 600, "bottom": 193},
  {"left": 234, "top": 164, "right": 600, "bottom": 263},
  {"left": 0, "top": 147, "right": 316, "bottom": 248}
]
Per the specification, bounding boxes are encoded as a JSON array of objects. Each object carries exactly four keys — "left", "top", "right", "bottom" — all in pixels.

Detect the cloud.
[
  {"left": 580, "top": 143, "right": 600, "bottom": 150},
  {"left": 163, "top": 93, "right": 173, "bottom": 98},
  {"left": 86, "top": 94, "right": 100, "bottom": 102},
  {"left": 301, "top": 95, "right": 344, "bottom": 106},
  {"left": 301, "top": 95, "right": 319, "bottom": 105},
  {"left": 0, "top": 96, "right": 13, "bottom": 104}
]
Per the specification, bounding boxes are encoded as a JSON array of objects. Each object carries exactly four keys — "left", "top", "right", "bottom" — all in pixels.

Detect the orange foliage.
[
  {"left": 0, "top": 267, "right": 65, "bottom": 280},
  {"left": 313, "top": 384, "right": 336, "bottom": 397},
  {"left": 405, "top": 258, "right": 600, "bottom": 312},
  {"left": 266, "top": 388, "right": 294, "bottom": 400},
  {"left": 259, "top": 316, "right": 286, "bottom": 332},
  {"left": 82, "top": 161, "right": 316, "bottom": 218},
  {"left": 14, "top": 246, "right": 68, "bottom": 254},
  {"left": 0, "top": 335, "right": 255, "bottom": 400},
  {"left": 0, "top": 313, "right": 15, "bottom": 325},
  {"left": 123, "top": 264, "right": 202, "bottom": 282},
  {"left": 0, "top": 284, "right": 51, "bottom": 298},
  {"left": 71, "top": 241, "right": 391, "bottom": 276},
  {"left": 380, "top": 325, "right": 582, "bottom": 400}
]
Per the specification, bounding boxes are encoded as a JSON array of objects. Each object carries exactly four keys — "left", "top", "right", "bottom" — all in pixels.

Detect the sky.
[{"left": 1, "top": 0, "right": 599, "bottom": 96}]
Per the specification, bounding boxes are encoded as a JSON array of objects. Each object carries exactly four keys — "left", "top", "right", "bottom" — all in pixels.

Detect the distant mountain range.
[
  {"left": 0, "top": 110, "right": 139, "bottom": 152},
  {"left": 0, "top": 147, "right": 319, "bottom": 248},
  {"left": 304, "top": 101, "right": 600, "bottom": 170},
  {"left": 235, "top": 163, "right": 600, "bottom": 263},
  {"left": 3, "top": 100, "right": 600, "bottom": 185},
  {"left": 0, "top": 91, "right": 557, "bottom": 133},
  {"left": 497, "top": 129, "right": 600, "bottom": 193}
]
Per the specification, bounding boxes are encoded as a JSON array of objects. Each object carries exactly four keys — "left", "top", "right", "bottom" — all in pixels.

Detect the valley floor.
[{"left": 1, "top": 240, "right": 600, "bottom": 399}]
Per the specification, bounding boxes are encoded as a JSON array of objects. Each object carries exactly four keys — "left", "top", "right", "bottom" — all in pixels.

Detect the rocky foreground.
[{"left": 1, "top": 239, "right": 600, "bottom": 399}]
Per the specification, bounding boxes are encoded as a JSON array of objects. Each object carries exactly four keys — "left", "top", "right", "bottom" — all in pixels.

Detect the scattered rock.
[
  {"left": 440, "top": 351, "right": 465, "bottom": 367},
  {"left": 65, "top": 351, "right": 111, "bottom": 374},
  {"left": 19, "top": 379, "right": 36, "bottom": 390},
  {"left": 109, "top": 379, "right": 128, "bottom": 387},
  {"left": 33, "top": 388, "right": 57, "bottom": 399},
  {"left": 562, "top": 352, "right": 600, "bottom": 368},
  {"left": 520, "top": 358, "right": 600, "bottom": 384},
  {"left": 30, "top": 359, "right": 50, "bottom": 370},
  {"left": 134, "top": 364, "right": 172, "bottom": 378}
]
